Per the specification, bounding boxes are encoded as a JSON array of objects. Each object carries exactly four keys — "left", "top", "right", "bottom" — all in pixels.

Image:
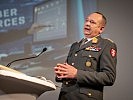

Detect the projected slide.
[{"left": 0, "top": 0, "right": 68, "bottom": 71}]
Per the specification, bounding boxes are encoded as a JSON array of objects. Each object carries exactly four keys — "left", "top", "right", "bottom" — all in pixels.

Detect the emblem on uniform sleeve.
[{"left": 110, "top": 48, "right": 116, "bottom": 57}]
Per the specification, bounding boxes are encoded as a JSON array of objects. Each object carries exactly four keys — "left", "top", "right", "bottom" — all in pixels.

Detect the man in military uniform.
[{"left": 54, "top": 12, "right": 117, "bottom": 100}]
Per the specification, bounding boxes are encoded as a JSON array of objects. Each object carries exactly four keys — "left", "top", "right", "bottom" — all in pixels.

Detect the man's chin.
[
  {"left": 84, "top": 34, "right": 93, "bottom": 38},
  {"left": 84, "top": 33, "right": 91, "bottom": 36}
]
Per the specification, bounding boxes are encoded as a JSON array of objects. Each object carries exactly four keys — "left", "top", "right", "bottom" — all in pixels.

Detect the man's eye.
[
  {"left": 85, "top": 19, "right": 89, "bottom": 22},
  {"left": 90, "top": 20, "right": 96, "bottom": 24}
]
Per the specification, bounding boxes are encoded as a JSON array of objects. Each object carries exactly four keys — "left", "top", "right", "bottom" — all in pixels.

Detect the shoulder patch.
[
  {"left": 104, "top": 38, "right": 114, "bottom": 43},
  {"left": 110, "top": 48, "right": 116, "bottom": 57}
]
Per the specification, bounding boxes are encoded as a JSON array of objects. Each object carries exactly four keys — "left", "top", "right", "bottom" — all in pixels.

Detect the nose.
[
  {"left": 85, "top": 21, "right": 90, "bottom": 27},
  {"left": 86, "top": 24, "right": 89, "bottom": 27},
  {"left": 85, "top": 22, "right": 90, "bottom": 27}
]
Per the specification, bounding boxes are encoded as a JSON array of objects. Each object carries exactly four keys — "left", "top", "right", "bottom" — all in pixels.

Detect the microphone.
[{"left": 6, "top": 47, "right": 47, "bottom": 67}]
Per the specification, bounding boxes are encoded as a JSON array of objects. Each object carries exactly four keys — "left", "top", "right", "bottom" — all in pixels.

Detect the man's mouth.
[
  {"left": 84, "top": 27, "right": 90, "bottom": 31},
  {"left": 84, "top": 27, "right": 91, "bottom": 33}
]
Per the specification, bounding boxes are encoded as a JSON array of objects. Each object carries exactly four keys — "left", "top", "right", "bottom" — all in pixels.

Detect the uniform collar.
[
  {"left": 86, "top": 38, "right": 92, "bottom": 42},
  {"left": 84, "top": 35, "right": 100, "bottom": 42}
]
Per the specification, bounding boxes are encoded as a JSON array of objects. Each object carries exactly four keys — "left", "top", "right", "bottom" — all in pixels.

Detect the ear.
[{"left": 99, "top": 26, "right": 105, "bottom": 33}]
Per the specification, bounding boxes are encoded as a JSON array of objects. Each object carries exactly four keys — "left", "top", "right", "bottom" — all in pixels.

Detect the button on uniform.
[
  {"left": 75, "top": 54, "right": 77, "bottom": 56},
  {"left": 89, "top": 55, "right": 92, "bottom": 57},
  {"left": 65, "top": 82, "right": 68, "bottom": 85},
  {"left": 88, "top": 92, "right": 92, "bottom": 96},
  {"left": 72, "top": 63, "right": 74, "bottom": 65}
]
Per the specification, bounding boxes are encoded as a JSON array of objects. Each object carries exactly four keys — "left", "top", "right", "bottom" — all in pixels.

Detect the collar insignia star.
[{"left": 92, "top": 37, "right": 98, "bottom": 44}]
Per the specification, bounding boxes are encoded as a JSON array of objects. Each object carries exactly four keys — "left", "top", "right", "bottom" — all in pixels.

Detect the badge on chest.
[
  {"left": 85, "top": 45, "right": 101, "bottom": 52},
  {"left": 86, "top": 61, "right": 91, "bottom": 67}
]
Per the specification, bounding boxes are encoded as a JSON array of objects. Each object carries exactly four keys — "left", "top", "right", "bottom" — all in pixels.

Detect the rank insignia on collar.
[
  {"left": 85, "top": 45, "right": 101, "bottom": 51},
  {"left": 92, "top": 37, "right": 98, "bottom": 44}
]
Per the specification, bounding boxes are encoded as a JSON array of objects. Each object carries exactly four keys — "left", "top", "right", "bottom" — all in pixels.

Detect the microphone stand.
[{"left": 6, "top": 48, "right": 47, "bottom": 67}]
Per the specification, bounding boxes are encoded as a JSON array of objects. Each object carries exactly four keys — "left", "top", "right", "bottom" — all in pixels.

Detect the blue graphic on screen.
[{"left": 0, "top": 4, "right": 33, "bottom": 33}]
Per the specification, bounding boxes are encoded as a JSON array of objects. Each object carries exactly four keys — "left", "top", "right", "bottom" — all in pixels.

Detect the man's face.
[{"left": 83, "top": 13, "right": 104, "bottom": 38}]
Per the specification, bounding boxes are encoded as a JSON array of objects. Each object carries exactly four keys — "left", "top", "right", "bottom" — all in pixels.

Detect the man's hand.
[{"left": 54, "top": 63, "right": 77, "bottom": 79}]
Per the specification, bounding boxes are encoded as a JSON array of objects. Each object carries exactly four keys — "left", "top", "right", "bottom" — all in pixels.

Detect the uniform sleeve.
[{"left": 77, "top": 41, "right": 117, "bottom": 86}]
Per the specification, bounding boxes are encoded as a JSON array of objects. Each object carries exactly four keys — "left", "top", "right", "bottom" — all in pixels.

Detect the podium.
[{"left": 0, "top": 65, "right": 56, "bottom": 97}]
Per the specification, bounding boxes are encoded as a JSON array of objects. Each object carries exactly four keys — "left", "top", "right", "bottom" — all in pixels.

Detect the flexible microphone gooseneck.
[{"left": 6, "top": 47, "right": 47, "bottom": 67}]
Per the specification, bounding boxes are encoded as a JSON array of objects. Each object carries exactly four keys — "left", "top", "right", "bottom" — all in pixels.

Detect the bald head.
[{"left": 94, "top": 12, "right": 107, "bottom": 26}]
